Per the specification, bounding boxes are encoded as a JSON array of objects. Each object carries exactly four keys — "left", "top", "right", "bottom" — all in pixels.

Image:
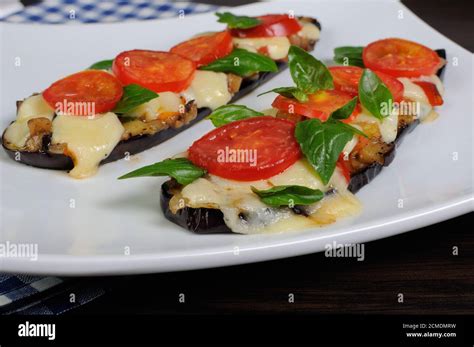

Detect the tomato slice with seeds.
[
  {"left": 363, "top": 38, "right": 443, "bottom": 77},
  {"left": 230, "top": 14, "right": 302, "bottom": 38},
  {"left": 412, "top": 81, "right": 444, "bottom": 106},
  {"left": 272, "top": 90, "right": 360, "bottom": 123},
  {"left": 188, "top": 117, "right": 301, "bottom": 181},
  {"left": 42, "top": 70, "right": 123, "bottom": 116},
  {"left": 112, "top": 50, "right": 196, "bottom": 93},
  {"left": 170, "top": 31, "right": 233, "bottom": 67},
  {"left": 329, "top": 66, "right": 405, "bottom": 102}
]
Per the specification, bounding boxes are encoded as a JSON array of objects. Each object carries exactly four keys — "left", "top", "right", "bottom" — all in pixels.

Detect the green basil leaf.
[
  {"left": 118, "top": 158, "right": 206, "bottom": 185},
  {"left": 358, "top": 68, "right": 393, "bottom": 119},
  {"left": 251, "top": 185, "right": 324, "bottom": 207},
  {"left": 295, "top": 119, "right": 355, "bottom": 184},
  {"left": 207, "top": 105, "right": 263, "bottom": 127},
  {"left": 329, "top": 96, "right": 358, "bottom": 120},
  {"left": 333, "top": 46, "right": 365, "bottom": 67},
  {"left": 258, "top": 87, "right": 308, "bottom": 102},
  {"left": 215, "top": 12, "right": 261, "bottom": 29},
  {"left": 113, "top": 84, "right": 158, "bottom": 114},
  {"left": 200, "top": 48, "right": 278, "bottom": 76},
  {"left": 326, "top": 118, "right": 368, "bottom": 138},
  {"left": 89, "top": 59, "right": 114, "bottom": 70},
  {"left": 288, "top": 45, "right": 334, "bottom": 93},
  {"left": 327, "top": 96, "right": 368, "bottom": 138}
]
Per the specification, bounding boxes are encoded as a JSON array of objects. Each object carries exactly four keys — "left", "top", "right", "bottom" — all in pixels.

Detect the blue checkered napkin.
[
  {"left": 0, "top": 274, "right": 105, "bottom": 315},
  {"left": 2, "top": 0, "right": 218, "bottom": 24}
]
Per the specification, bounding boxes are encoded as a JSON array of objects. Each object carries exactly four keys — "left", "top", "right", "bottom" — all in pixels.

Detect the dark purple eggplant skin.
[
  {"left": 160, "top": 50, "right": 447, "bottom": 234},
  {"left": 161, "top": 181, "right": 232, "bottom": 234},
  {"left": 1, "top": 61, "right": 287, "bottom": 171}
]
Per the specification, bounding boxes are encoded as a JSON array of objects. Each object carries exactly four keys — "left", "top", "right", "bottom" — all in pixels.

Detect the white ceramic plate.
[{"left": 0, "top": 0, "right": 472, "bottom": 275}]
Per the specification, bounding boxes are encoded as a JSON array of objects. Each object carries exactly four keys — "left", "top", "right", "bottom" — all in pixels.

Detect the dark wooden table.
[{"left": 73, "top": 0, "right": 473, "bottom": 315}]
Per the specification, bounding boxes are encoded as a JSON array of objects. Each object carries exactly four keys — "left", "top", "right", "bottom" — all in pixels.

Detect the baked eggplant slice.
[
  {"left": 2, "top": 16, "right": 321, "bottom": 173},
  {"left": 348, "top": 48, "right": 446, "bottom": 193},
  {"left": 159, "top": 49, "right": 446, "bottom": 234},
  {"left": 2, "top": 63, "right": 288, "bottom": 170}
]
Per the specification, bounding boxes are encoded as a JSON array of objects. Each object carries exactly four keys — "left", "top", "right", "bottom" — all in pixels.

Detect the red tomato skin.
[
  {"left": 337, "top": 155, "right": 351, "bottom": 183},
  {"left": 112, "top": 50, "right": 196, "bottom": 93},
  {"left": 362, "top": 38, "right": 443, "bottom": 78},
  {"left": 272, "top": 90, "right": 360, "bottom": 123},
  {"left": 412, "top": 81, "right": 444, "bottom": 106},
  {"left": 329, "top": 66, "right": 405, "bottom": 103},
  {"left": 42, "top": 70, "right": 123, "bottom": 116},
  {"left": 170, "top": 31, "right": 233, "bottom": 67},
  {"left": 230, "top": 14, "right": 302, "bottom": 38},
  {"left": 188, "top": 117, "right": 301, "bottom": 181}
]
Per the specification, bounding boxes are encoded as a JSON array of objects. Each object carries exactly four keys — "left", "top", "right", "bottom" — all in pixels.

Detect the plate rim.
[{"left": 2, "top": 195, "right": 471, "bottom": 276}]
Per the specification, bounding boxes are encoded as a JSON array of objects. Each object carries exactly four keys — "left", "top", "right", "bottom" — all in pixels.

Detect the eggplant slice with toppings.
[
  {"left": 160, "top": 49, "right": 446, "bottom": 234},
  {"left": 1, "top": 17, "right": 321, "bottom": 171}
]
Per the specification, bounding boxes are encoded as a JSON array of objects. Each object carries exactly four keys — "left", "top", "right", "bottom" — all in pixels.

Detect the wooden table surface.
[{"left": 73, "top": 0, "right": 473, "bottom": 315}]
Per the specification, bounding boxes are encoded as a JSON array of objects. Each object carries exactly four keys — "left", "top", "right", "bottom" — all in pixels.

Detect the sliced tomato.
[
  {"left": 272, "top": 90, "right": 360, "bottom": 122},
  {"left": 413, "top": 81, "right": 444, "bottom": 106},
  {"left": 112, "top": 50, "right": 195, "bottom": 93},
  {"left": 170, "top": 31, "right": 233, "bottom": 67},
  {"left": 329, "top": 66, "right": 405, "bottom": 102},
  {"left": 230, "top": 14, "right": 302, "bottom": 38},
  {"left": 363, "top": 38, "right": 443, "bottom": 77},
  {"left": 336, "top": 155, "right": 351, "bottom": 183},
  {"left": 188, "top": 117, "right": 301, "bottom": 181},
  {"left": 42, "top": 70, "right": 123, "bottom": 116}
]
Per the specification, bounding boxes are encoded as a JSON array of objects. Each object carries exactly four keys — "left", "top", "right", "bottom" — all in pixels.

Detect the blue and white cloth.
[
  {"left": 0, "top": 274, "right": 105, "bottom": 315},
  {"left": 1, "top": 0, "right": 218, "bottom": 24},
  {"left": 0, "top": 0, "right": 219, "bottom": 315}
]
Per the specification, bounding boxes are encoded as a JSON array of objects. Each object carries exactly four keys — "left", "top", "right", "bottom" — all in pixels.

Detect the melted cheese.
[
  {"left": 399, "top": 77, "right": 430, "bottom": 104},
  {"left": 181, "top": 70, "right": 231, "bottom": 110},
  {"left": 51, "top": 112, "right": 124, "bottom": 178},
  {"left": 232, "top": 36, "right": 291, "bottom": 60},
  {"left": 354, "top": 108, "right": 399, "bottom": 144},
  {"left": 128, "top": 92, "right": 183, "bottom": 121},
  {"left": 398, "top": 77, "right": 433, "bottom": 120},
  {"left": 176, "top": 159, "right": 360, "bottom": 234},
  {"left": 3, "top": 95, "right": 55, "bottom": 149},
  {"left": 297, "top": 21, "right": 320, "bottom": 41}
]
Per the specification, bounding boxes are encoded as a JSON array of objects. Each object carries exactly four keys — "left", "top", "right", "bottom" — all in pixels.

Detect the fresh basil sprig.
[
  {"left": 259, "top": 45, "right": 333, "bottom": 101},
  {"left": 251, "top": 185, "right": 324, "bottom": 207},
  {"left": 207, "top": 105, "right": 263, "bottom": 127},
  {"left": 113, "top": 84, "right": 158, "bottom": 114},
  {"left": 289, "top": 45, "right": 334, "bottom": 93},
  {"left": 295, "top": 115, "right": 363, "bottom": 185},
  {"left": 358, "top": 69, "right": 393, "bottom": 119},
  {"left": 89, "top": 59, "right": 114, "bottom": 70},
  {"left": 118, "top": 158, "right": 206, "bottom": 185},
  {"left": 215, "top": 12, "right": 261, "bottom": 29},
  {"left": 333, "top": 46, "right": 365, "bottom": 67},
  {"left": 258, "top": 87, "right": 308, "bottom": 102},
  {"left": 200, "top": 48, "right": 278, "bottom": 76},
  {"left": 329, "top": 96, "right": 358, "bottom": 120}
]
